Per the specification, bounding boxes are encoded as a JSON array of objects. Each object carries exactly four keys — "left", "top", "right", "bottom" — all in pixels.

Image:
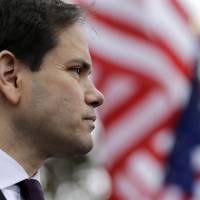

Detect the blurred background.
[{"left": 42, "top": 0, "right": 200, "bottom": 199}]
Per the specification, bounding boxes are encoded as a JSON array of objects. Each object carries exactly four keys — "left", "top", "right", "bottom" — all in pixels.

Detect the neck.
[{"left": 0, "top": 119, "right": 46, "bottom": 177}]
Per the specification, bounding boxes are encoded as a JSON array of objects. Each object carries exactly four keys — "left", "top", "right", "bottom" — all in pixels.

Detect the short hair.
[{"left": 0, "top": 0, "right": 82, "bottom": 71}]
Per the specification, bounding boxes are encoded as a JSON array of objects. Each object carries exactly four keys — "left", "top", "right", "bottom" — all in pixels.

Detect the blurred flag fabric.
[
  {"left": 75, "top": 0, "right": 199, "bottom": 199},
  {"left": 163, "top": 59, "right": 200, "bottom": 200}
]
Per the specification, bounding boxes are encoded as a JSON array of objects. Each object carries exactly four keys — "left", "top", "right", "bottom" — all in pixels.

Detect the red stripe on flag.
[
  {"left": 170, "top": 0, "right": 190, "bottom": 23},
  {"left": 109, "top": 190, "right": 125, "bottom": 200},
  {"left": 145, "top": 142, "right": 169, "bottom": 163}
]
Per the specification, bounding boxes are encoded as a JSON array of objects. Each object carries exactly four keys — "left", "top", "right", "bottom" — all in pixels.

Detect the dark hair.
[{"left": 0, "top": 0, "right": 82, "bottom": 71}]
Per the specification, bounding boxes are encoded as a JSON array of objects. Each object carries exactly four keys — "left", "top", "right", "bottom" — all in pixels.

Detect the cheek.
[
  {"left": 55, "top": 77, "right": 85, "bottom": 108},
  {"left": 45, "top": 77, "right": 85, "bottom": 116}
]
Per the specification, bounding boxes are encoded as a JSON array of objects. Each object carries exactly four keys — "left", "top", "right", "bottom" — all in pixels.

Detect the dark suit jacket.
[{"left": 0, "top": 191, "right": 6, "bottom": 200}]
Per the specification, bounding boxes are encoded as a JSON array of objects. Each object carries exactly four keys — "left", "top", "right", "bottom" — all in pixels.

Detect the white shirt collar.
[{"left": 0, "top": 149, "right": 40, "bottom": 190}]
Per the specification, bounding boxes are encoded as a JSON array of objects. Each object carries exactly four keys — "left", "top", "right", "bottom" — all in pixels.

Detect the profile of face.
[{"left": 11, "top": 23, "right": 104, "bottom": 157}]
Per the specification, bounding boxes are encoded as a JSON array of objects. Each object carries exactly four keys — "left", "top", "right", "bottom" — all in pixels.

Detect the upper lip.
[{"left": 84, "top": 116, "right": 97, "bottom": 122}]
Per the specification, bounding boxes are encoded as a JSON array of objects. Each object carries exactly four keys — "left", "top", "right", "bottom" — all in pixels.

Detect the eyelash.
[
  {"left": 71, "top": 66, "right": 82, "bottom": 75},
  {"left": 69, "top": 65, "right": 91, "bottom": 77}
]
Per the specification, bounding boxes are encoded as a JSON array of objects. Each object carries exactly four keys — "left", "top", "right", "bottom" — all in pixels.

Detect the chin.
[
  {"left": 73, "top": 132, "right": 94, "bottom": 154},
  {"left": 50, "top": 132, "right": 94, "bottom": 157},
  {"left": 75, "top": 140, "right": 94, "bottom": 155},
  {"left": 59, "top": 140, "right": 93, "bottom": 157},
  {"left": 51, "top": 144, "right": 93, "bottom": 158}
]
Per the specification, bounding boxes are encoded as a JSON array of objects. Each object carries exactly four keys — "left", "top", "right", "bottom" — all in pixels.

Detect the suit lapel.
[{"left": 0, "top": 191, "right": 6, "bottom": 200}]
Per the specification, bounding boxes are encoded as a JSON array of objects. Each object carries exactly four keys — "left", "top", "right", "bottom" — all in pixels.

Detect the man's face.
[{"left": 14, "top": 23, "right": 104, "bottom": 157}]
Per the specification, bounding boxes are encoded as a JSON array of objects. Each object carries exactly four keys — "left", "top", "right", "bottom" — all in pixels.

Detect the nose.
[{"left": 85, "top": 82, "right": 104, "bottom": 108}]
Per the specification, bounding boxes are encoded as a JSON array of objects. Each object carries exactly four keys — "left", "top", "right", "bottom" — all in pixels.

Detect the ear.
[{"left": 0, "top": 50, "right": 21, "bottom": 105}]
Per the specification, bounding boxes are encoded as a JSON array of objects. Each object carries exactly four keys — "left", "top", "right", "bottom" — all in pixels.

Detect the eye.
[
  {"left": 68, "top": 62, "right": 92, "bottom": 77},
  {"left": 70, "top": 66, "right": 82, "bottom": 76},
  {"left": 74, "top": 67, "right": 81, "bottom": 75}
]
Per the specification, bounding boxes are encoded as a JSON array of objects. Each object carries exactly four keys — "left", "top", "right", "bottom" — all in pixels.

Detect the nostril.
[
  {"left": 92, "top": 93, "right": 104, "bottom": 108},
  {"left": 91, "top": 100, "right": 101, "bottom": 108}
]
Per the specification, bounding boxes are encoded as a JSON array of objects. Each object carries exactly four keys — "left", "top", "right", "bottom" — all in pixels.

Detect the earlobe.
[{"left": 0, "top": 50, "right": 21, "bottom": 105}]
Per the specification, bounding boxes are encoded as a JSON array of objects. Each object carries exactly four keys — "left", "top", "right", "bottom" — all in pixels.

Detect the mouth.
[
  {"left": 83, "top": 116, "right": 96, "bottom": 131},
  {"left": 83, "top": 116, "right": 97, "bottom": 122}
]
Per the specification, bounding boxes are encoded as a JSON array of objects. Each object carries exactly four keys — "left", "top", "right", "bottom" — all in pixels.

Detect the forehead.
[
  {"left": 57, "top": 23, "right": 91, "bottom": 63},
  {"left": 42, "top": 23, "right": 92, "bottom": 68}
]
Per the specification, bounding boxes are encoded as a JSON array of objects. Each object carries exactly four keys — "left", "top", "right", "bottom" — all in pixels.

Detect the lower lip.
[{"left": 84, "top": 120, "right": 95, "bottom": 131}]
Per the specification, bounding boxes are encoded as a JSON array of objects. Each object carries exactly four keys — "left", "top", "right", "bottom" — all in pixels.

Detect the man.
[{"left": 0, "top": 0, "right": 104, "bottom": 199}]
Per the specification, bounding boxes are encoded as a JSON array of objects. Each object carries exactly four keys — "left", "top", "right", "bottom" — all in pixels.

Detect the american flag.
[{"left": 76, "top": 0, "right": 198, "bottom": 199}]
